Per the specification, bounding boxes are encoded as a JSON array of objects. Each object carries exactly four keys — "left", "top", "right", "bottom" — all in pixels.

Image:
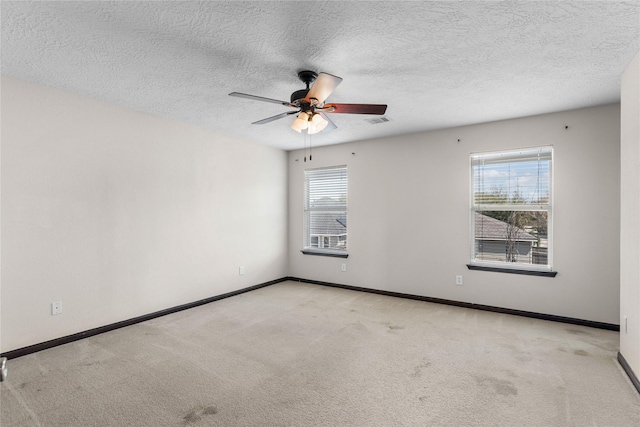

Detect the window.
[
  {"left": 470, "top": 147, "right": 553, "bottom": 274},
  {"left": 303, "top": 165, "right": 348, "bottom": 257}
]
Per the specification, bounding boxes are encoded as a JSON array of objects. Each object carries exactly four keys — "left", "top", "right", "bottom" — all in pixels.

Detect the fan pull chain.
[{"left": 303, "top": 131, "right": 313, "bottom": 162}]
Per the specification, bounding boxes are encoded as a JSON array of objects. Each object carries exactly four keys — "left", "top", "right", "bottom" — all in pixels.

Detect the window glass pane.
[
  {"left": 306, "top": 168, "right": 347, "bottom": 210},
  {"left": 304, "top": 166, "right": 347, "bottom": 251},
  {"left": 473, "top": 148, "right": 551, "bottom": 205},
  {"left": 470, "top": 147, "right": 552, "bottom": 269},
  {"left": 308, "top": 212, "right": 347, "bottom": 250},
  {"left": 474, "top": 211, "right": 548, "bottom": 265}
]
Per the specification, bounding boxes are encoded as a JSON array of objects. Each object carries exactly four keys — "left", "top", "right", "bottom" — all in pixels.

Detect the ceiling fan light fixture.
[
  {"left": 291, "top": 112, "right": 309, "bottom": 132},
  {"left": 231, "top": 70, "right": 387, "bottom": 134},
  {"left": 307, "top": 113, "right": 328, "bottom": 135}
]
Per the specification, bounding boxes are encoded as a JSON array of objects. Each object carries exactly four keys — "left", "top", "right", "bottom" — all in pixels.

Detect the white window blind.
[
  {"left": 304, "top": 166, "right": 347, "bottom": 253},
  {"left": 470, "top": 147, "right": 552, "bottom": 269}
]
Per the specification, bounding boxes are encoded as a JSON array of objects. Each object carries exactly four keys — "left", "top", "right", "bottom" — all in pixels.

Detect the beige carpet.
[{"left": 1, "top": 281, "right": 639, "bottom": 426}]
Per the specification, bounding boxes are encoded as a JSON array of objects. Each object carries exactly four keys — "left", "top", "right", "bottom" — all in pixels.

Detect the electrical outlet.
[
  {"left": 624, "top": 316, "right": 628, "bottom": 333},
  {"left": 455, "top": 275, "right": 463, "bottom": 286},
  {"left": 341, "top": 263, "right": 347, "bottom": 272},
  {"left": 239, "top": 266, "right": 245, "bottom": 275},
  {"left": 51, "top": 301, "right": 63, "bottom": 315}
]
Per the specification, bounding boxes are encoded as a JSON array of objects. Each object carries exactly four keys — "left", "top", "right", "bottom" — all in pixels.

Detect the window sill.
[
  {"left": 301, "top": 249, "right": 349, "bottom": 258},
  {"left": 466, "top": 264, "right": 557, "bottom": 277}
]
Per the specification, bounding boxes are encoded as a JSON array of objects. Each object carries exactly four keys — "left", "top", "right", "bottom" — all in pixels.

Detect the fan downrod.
[
  {"left": 291, "top": 71, "right": 318, "bottom": 104},
  {"left": 297, "top": 70, "right": 318, "bottom": 88}
]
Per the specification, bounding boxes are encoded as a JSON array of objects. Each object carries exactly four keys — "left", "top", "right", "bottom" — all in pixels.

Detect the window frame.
[
  {"left": 469, "top": 146, "right": 555, "bottom": 275},
  {"left": 302, "top": 165, "right": 349, "bottom": 258}
]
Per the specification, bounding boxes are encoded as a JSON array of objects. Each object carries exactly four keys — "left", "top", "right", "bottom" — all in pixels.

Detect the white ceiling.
[{"left": 2, "top": 1, "right": 639, "bottom": 150}]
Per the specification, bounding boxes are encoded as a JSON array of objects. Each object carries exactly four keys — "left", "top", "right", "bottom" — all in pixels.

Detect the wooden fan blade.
[
  {"left": 251, "top": 110, "right": 298, "bottom": 125},
  {"left": 229, "top": 92, "right": 295, "bottom": 107},
  {"left": 318, "top": 112, "right": 337, "bottom": 131},
  {"left": 305, "top": 73, "right": 343, "bottom": 104},
  {"left": 324, "top": 103, "right": 387, "bottom": 115}
]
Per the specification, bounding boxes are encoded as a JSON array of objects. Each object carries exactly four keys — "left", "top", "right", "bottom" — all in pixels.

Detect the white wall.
[
  {"left": 0, "top": 76, "right": 288, "bottom": 353},
  {"left": 620, "top": 51, "right": 640, "bottom": 378},
  {"left": 0, "top": 73, "right": 626, "bottom": 355},
  {"left": 289, "top": 104, "right": 621, "bottom": 324}
]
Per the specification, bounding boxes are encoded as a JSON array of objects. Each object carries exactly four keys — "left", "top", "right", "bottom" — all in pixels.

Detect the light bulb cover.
[
  {"left": 307, "top": 113, "right": 328, "bottom": 134},
  {"left": 290, "top": 112, "right": 309, "bottom": 132}
]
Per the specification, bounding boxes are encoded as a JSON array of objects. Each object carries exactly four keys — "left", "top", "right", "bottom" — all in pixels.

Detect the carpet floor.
[{"left": 1, "top": 280, "right": 639, "bottom": 426}]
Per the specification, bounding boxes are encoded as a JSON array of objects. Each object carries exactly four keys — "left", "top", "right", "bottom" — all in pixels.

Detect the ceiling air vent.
[{"left": 366, "top": 116, "right": 390, "bottom": 125}]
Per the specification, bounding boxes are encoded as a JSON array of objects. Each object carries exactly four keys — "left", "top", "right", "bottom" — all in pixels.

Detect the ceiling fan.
[{"left": 229, "top": 71, "right": 387, "bottom": 135}]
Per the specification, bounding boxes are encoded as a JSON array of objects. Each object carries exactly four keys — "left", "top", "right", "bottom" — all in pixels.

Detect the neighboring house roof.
[
  {"left": 310, "top": 213, "right": 347, "bottom": 236},
  {"left": 475, "top": 213, "right": 537, "bottom": 242}
]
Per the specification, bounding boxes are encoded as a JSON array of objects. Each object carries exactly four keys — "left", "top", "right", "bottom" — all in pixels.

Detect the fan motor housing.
[{"left": 290, "top": 89, "right": 309, "bottom": 103}]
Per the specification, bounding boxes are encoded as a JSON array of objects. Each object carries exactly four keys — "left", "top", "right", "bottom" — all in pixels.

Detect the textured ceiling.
[{"left": 2, "top": 1, "right": 639, "bottom": 150}]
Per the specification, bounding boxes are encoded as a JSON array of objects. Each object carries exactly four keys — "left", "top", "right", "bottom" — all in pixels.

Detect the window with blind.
[
  {"left": 303, "top": 165, "right": 348, "bottom": 257},
  {"left": 470, "top": 147, "right": 553, "bottom": 273}
]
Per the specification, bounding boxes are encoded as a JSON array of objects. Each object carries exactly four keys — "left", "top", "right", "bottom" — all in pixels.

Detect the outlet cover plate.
[{"left": 51, "top": 301, "right": 62, "bottom": 315}]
